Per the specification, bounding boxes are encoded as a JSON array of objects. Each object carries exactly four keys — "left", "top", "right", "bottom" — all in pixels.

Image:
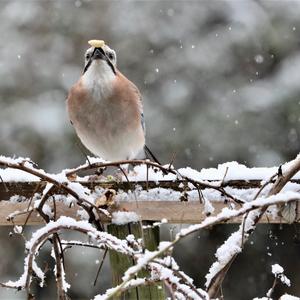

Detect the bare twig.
[
  {"left": 167, "top": 151, "right": 177, "bottom": 170},
  {"left": 21, "top": 182, "right": 43, "bottom": 232},
  {"left": 0, "top": 175, "right": 9, "bottom": 192},
  {"left": 37, "top": 184, "right": 56, "bottom": 223},
  {"left": 153, "top": 260, "right": 204, "bottom": 299},
  {"left": 93, "top": 248, "right": 108, "bottom": 286},
  {"left": 267, "top": 277, "right": 277, "bottom": 299},
  {"left": 52, "top": 234, "right": 67, "bottom": 300},
  {"left": 220, "top": 167, "right": 229, "bottom": 187},
  {"left": 253, "top": 173, "right": 278, "bottom": 200}
]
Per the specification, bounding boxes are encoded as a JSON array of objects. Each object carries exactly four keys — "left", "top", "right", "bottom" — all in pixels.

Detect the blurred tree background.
[{"left": 0, "top": 1, "right": 300, "bottom": 299}]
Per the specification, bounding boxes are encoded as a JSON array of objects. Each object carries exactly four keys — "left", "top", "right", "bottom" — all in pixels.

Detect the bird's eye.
[
  {"left": 108, "top": 52, "right": 114, "bottom": 60},
  {"left": 86, "top": 54, "right": 91, "bottom": 60}
]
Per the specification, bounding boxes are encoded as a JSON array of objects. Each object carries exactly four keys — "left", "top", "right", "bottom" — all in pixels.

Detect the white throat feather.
[{"left": 82, "top": 61, "right": 115, "bottom": 101}]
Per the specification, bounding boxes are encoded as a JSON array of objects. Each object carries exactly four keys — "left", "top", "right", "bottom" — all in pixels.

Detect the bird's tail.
[{"left": 144, "top": 144, "right": 161, "bottom": 165}]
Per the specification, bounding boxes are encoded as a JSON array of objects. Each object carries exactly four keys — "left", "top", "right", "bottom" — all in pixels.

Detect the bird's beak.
[
  {"left": 93, "top": 47, "right": 116, "bottom": 75},
  {"left": 83, "top": 47, "right": 116, "bottom": 75},
  {"left": 92, "top": 47, "right": 106, "bottom": 61}
]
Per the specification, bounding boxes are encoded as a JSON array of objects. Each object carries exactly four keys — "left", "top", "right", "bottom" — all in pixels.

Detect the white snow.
[
  {"left": 32, "top": 260, "right": 45, "bottom": 287},
  {"left": 4, "top": 256, "right": 30, "bottom": 288},
  {"left": 7, "top": 216, "right": 140, "bottom": 292},
  {"left": 111, "top": 211, "right": 140, "bottom": 225},
  {"left": 126, "top": 164, "right": 176, "bottom": 182},
  {"left": 25, "top": 216, "right": 136, "bottom": 257},
  {"left": 203, "top": 211, "right": 261, "bottom": 289},
  {"left": 0, "top": 168, "right": 39, "bottom": 182},
  {"left": 2, "top": 156, "right": 300, "bottom": 214},
  {"left": 4, "top": 255, "right": 45, "bottom": 289},
  {"left": 95, "top": 255, "right": 208, "bottom": 300},
  {"left": 174, "top": 191, "right": 300, "bottom": 288},
  {"left": 0, "top": 156, "right": 45, "bottom": 181},
  {"left": 122, "top": 240, "right": 174, "bottom": 282},
  {"left": 279, "top": 294, "right": 300, "bottom": 300},
  {"left": 25, "top": 217, "right": 95, "bottom": 251},
  {"left": 158, "top": 241, "right": 172, "bottom": 252},
  {"left": 272, "top": 263, "right": 291, "bottom": 286},
  {"left": 13, "top": 225, "right": 22, "bottom": 234},
  {"left": 112, "top": 185, "right": 267, "bottom": 203},
  {"left": 125, "top": 160, "right": 300, "bottom": 183},
  {"left": 61, "top": 265, "right": 70, "bottom": 292},
  {"left": 2, "top": 155, "right": 300, "bottom": 298},
  {"left": 272, "top": 263, "right": 284, "bottom": 275},
  {"left": 86, "top": 156, "right": 108, "bottom": 165},
  {"left": 203, "top": 199, "right": 215, "bottom": 215}
]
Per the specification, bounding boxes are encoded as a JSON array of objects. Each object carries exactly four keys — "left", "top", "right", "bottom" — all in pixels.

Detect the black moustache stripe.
[
  {"left": 83, "top": 47, "right": 96, "bottom": 74},
  {"left": 106, "top": 56, "right": 116, "bottom": 75},
  {"left": 83, "top": 47, "right": 116, "bottom": 75}
]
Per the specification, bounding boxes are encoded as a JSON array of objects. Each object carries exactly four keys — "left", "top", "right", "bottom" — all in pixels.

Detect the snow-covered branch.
[
  {"left": 2, "top": 217, "right": 136, "bottom": 291},
  {"left": 206, "top": 154, "right": 300, "bottom": 298},
  {"left": 1, "top": 155, "right": 300, "bottom": 299},
  {"left": 96, "top": 192, "right": 300, "bottom": 299}
]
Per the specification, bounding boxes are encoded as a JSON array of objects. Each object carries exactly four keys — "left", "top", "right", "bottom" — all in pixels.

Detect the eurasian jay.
[{"left": 67, "top": 41, "right": 157, "bottom": 162}]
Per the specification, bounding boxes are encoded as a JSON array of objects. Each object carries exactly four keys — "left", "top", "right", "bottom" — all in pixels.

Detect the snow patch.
[{"left": 112, "top": 211, "right": 140, "bottom": 225}]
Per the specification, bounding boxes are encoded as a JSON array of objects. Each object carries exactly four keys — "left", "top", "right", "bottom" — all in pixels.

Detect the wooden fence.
[{"left": 1, "top": 179, "right": 298, "bottom": 225}]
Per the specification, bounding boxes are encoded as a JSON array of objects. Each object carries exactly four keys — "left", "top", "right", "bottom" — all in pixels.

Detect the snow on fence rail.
[
  {"left": 0, "top": 155, "right": 300, "bottom": 225},
  {"left": 1, "top": 180, "right": 300, "bottom": 225},
  {"left": 0, "top": 155, "right": 300, "bottom": 299}
]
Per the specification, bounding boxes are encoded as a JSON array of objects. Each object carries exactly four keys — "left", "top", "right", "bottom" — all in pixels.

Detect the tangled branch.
[
  {"left": 206, "top": 154, "right": 300, "bottom": 298},
  {"left": 0, "top": 155, "right": 299, "bottom": 299}
]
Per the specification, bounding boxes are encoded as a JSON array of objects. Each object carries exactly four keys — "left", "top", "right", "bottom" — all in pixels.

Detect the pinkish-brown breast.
[
  {"left": 66, "top": 72, "right": 145, "bottom": 160},
  {"left": 108, "top": 71, "right": 143, "bottom": 131}
]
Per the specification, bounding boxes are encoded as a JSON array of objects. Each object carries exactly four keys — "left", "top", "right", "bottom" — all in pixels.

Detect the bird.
[{"left": 67, "top": 40, "right": 158, "bottom": 163}]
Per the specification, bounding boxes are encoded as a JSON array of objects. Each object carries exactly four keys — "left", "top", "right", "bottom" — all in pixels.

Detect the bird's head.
[
  {"left": 81, "top": 40, "right": 117, "bottom": 98},
  {"left": 83, "top": 41, "right": 117, "bottom": 76}
]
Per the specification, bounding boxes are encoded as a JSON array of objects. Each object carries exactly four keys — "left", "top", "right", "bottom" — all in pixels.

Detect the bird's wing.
[
  {"left": 128, "top": 82, "right": 162, "bottom": 164},
  {"left": 129, "top": 81, "right": 145, "bottom": 133},
  {"left": 141, "top": 112, "right": 145, "bottom": 133}
]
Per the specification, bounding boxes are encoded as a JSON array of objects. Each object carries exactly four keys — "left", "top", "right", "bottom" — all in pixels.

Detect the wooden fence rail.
[{"left": 0, "top": 180, "right": 298, "bottom": 225}]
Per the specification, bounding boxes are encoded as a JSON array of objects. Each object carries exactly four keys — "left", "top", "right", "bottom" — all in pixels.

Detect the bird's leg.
[{"left": 144, "top": 144, "right": 161, "bottom": 165}]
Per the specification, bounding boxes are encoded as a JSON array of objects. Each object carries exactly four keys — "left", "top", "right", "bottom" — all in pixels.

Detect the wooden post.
[{"left": 107, "top": 222, "right": 165, "bottom": 300}]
